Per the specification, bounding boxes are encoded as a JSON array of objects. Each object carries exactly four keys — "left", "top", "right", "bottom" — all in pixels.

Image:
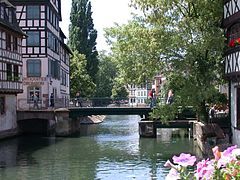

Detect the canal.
[{"left": 0, "top": 115, "right": 196, "bottom": 180}]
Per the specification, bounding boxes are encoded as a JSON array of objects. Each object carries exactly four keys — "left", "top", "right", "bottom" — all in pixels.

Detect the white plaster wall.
[
  {"left": 232, "top": 127, "right": 240, "bottom": 146},
  {"left": 0, "top": 95, "right": 17, "bottom": 131},
  {"left": 230, "top": 82, "right": 240, "bottom": 146}
]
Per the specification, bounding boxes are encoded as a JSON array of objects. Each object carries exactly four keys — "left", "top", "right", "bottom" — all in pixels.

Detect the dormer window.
[{"left": 27, "top": 5, "right": 40, "bottom": 19}]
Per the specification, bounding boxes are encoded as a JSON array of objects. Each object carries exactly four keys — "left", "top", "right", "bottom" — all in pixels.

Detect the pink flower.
[
  {"left": 164, "top": 160, "right": 175, "bottom": 168},
  {"left": 195, "top": 159, "right": 215, "bottom": 179},
  {"left": 165, "top": 168, "right": 180, "bottom": 180},
  {"left": 212, "top": 146, "right": 221, "bottom": 160},
  {"left": 222, "top": 145, "right": 237, "bottom": 157},
  {"left": 172, "top": 153, "right": 196, "bottom": 167},
  {"left": 216, "top": 146, "right": 238, "bottom": 168},
  {"left": 232, "top": 148, "right": 240, "bottom": 157}
]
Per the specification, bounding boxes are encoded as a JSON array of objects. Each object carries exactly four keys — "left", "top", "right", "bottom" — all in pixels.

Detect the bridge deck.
[{"left": 69, "top": 107, "right": 152, "bottom": 118}]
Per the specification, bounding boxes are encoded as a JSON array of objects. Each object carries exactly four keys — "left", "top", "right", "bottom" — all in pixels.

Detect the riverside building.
[
  {"left": 223, "top": 0, "right": 240, "bottom": 146},
  {"left": 0, "top": 0, "right": 24, "bottom": 138},
  {"left": 10, "top": 0, "right": 71, "bottom": 109}
]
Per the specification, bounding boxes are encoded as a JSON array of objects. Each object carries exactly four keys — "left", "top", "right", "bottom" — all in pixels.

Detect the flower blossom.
[
  {"left": 212, "top": 146, "right": 221, "bottom": 160},
  {"left": 229, "top": 39, "right": 235, "bottom": 47},
  {"left": 217, "top": 145, "right": 238, "bottom": 168},
  {"left": 172, "top": 153, "right": 196, "bottom": 167},
  {"left": 165, "top": 168, "right": 180, "bottom": 180},
  {"left": 195, "top": 159, "right": 215, "bottom": 180}
]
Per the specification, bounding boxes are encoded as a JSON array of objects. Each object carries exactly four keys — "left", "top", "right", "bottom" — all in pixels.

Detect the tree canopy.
[
  {"left": 106, "top": 0, "right": 225, "bottom": 121},
  {"left": 70, "top": 51, "right": 96, "bottom": 98},
  {"left": 95, "top": 51, "right": 117, "bottom": 97},
  {"left": 69, "top": 0, "right": 99, "bottom": 82}
]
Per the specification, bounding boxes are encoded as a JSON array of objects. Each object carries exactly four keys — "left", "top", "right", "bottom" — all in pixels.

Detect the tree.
[
  {"left": 70, "top": 51, "right": 96, "bottom": 98},
  {"left": 111, "top": 80, "right": 129, "bottom": 100},
  {"left": 106, "top": 0, "right": 225, "bottom": 122},
  {"left": 69, "top": 0, "right": 99, "bottom": 82},
  {"left": 95, "top": 51, "right": 117, "bottom": 97}
]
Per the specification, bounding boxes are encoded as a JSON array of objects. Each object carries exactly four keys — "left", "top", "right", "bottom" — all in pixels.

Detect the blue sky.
[{"left": 60, "top": 0, "right": 133, "bottom": 51}]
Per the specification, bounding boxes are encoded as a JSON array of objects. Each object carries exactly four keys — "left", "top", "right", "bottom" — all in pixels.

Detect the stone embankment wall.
[
  {"left": 0, "top": 95, "right": 18, "bottom": 140},
  {"left": 55, "top": 109, "right": 105, "bottom": 136},
  {"left": 193, "top": 122, "right": 231, "bottom": 157}
]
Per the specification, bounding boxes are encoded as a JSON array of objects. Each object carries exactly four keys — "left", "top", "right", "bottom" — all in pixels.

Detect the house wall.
[{"left": 230, "top": 82, "right": 240, "bottom": 146}]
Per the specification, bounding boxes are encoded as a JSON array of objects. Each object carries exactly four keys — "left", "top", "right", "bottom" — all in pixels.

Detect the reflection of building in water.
[
  {"left": 157, "top": 129, "right": 190, "bottom": 141},
  {"left": 0, "top": 139, "right": 18, "bottom": 168},
  {"left": 0, "top": 0, "right": 25, "bottom": 138}
]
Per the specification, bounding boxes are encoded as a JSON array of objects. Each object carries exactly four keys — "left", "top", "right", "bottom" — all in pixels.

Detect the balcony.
[
  {"left": 0, "top": 81, "right": 23, "bottom": 93},
  {"left": 223, "top": 0, "right": 240, "bottom": 28},
  {"left": 224, "top": 45, "right": 240, "bottom": 79}
]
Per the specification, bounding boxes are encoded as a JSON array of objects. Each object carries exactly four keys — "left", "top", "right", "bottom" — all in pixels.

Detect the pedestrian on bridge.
[
  {"left": 149, "top": 89, "right": 156, "bottom": 108},
  {"left": 50, "top": 93, "right": 54, "bottom": 108},
  {"left": 75, "top": 92, "right": 82, "bottom": 107},
  {"left": 33, "top": 92, "right": 39, "bottom": 109}
]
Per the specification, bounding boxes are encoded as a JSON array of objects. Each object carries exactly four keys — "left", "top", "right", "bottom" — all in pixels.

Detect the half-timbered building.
[
  {"left": 223, "top": 0, "right": 240, "bottom": 146},
  {"left": 0, "top": 0, "right": 24, "bottom": 138},
  {"left": 10, "top": 0, "right": 71, "bottom": 109}
]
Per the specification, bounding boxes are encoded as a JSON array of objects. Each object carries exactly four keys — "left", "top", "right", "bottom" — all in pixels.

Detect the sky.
[{"left": 60, "top": 0, "right": 133, "bottom": 51}]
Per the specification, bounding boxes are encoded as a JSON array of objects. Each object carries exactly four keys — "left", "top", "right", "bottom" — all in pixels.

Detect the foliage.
[
  {"left": 150, "top": 104, "right": 178, "bottom": 124},
  {"left": 105, "top": 18, "right": 163, "bottom": 85},
  {"left": 70, "top": 51, "right": 96, "bottom": 97},
  {"left": 111, "top": 80, "right": 129, "bottom": 99},
  {"left": 164, "top": 145, "right": 240, "bottom": 180},
  {"left": 106, "top": 0, "right": 225, "bottom": 122},
  {"left": 95, "top": 51, "right": 117, "bottom": 97},
  {"left": 69, "top": 0, "right": 99, "bottom": 82}
]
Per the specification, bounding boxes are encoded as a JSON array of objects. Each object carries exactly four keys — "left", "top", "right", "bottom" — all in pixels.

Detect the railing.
[{"left": 17, "top": 97, "right": 149, "bottom": 110}]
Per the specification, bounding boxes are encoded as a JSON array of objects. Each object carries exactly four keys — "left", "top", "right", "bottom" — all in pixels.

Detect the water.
[{"left": 0, "top": 115, "right": 195, "bottom": 180}]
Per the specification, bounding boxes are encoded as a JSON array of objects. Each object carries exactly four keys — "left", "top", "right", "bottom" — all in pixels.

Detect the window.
[
  {"left": 13, "top": 37, "right": 17, "bottom": 51},
  {"left": 0, "top": 6, "right": 4, "bottom": 19},
  {"left": 27, "top": 31, "right": 40, "bottom": 46},
  {"left": 6, "top": 63, "right": 12, "bottom": 81},
  {"left": 27, "top": 59, "right": 41, "bottom": 77},
  {"left": 8, "top": 9, "right": 12, "bottom": 23},
  {"left": 61, "top": 70, "right": 66, "bottom": 86},
  {"left": 0, "top": 96, "right": 5, "bottom": 115},
  {"left": 13, "top": 65, "right": 19, "bottom": 81},
  {"left": 237, "top": 88, "right": 240, "bottom": 129},
  {"left": 49, "top": 60, "right": 60, "bottom": 79},
  {"left": 27, "top": 5, "right": 40, "bottom": 19},
  {"left": 28, "top": 87, "right": 40, "bottom": 102},
  {"left": 6, "top": 33, "right": 11, "bottom": 50}
]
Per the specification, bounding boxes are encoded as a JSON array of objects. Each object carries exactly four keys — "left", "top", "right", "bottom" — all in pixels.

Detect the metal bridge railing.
[{"left": 17, "top": 97, "right": 149, "bottom": 110}]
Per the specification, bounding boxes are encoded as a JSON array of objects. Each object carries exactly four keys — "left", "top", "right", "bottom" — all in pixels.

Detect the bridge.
[
  {"left": 69, "top": 107, "right": 152, "bottom": 118},
  {"left": 16, "top": 97, "right": 197, "bottom": 137}
]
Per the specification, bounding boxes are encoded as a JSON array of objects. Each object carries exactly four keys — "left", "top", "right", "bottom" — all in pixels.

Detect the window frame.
[
  {"left": 27, "top": 31, "right": 40, "bottom": 46},
  {"left": 27, "top": 86, "right": 41, "bottom": 103},
  {"left": 27, "top": 5, "right": 40, "bottom": 19},
  {"left": 27, "top": 59, "right": 41, "bottom": 77}
]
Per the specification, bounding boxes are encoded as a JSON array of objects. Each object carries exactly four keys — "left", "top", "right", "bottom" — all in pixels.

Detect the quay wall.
[{"left": 0, "top": 95, "right": 18, "bottom": 139}]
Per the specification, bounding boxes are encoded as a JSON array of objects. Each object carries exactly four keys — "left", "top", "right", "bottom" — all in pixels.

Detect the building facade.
[
  {"left": 10, "top": 0, "right": 71, "bottom": 109},
  {"left": 128, "top": 84, "right": 148, "bottom": 107},
  {"left": 223, "top": 0, "right": 240, "bottom": 146},
  {"left": 0, "top": 0, "right": 24, "bottom": 137}
]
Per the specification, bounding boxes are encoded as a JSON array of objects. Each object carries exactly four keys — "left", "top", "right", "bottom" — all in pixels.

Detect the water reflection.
[{"left": 0, "top": 115, "right": 198, "bottom": 180}]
